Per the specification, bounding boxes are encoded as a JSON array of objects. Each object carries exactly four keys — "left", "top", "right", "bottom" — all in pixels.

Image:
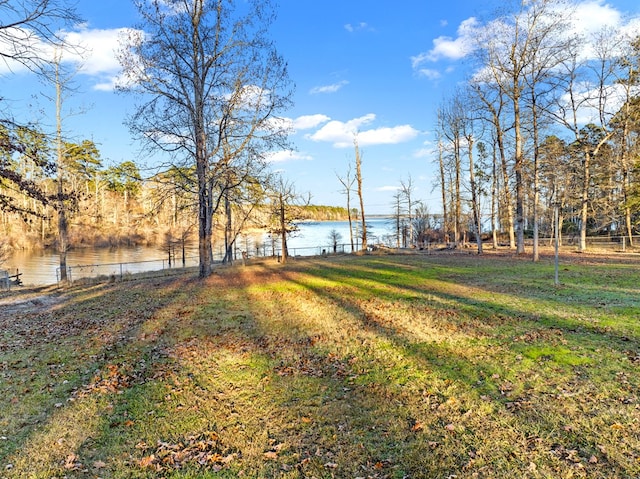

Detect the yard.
[{"left": 1, "top": 250, "right": 639, "bottom": 478}]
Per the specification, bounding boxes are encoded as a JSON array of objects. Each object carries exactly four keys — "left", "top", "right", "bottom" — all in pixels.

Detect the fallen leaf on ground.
[{"left": 139, "top": 455, "right": 155, "bottom": 468}]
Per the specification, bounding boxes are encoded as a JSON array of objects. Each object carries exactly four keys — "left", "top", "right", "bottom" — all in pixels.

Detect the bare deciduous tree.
[
  {"left": 470, "top": 78, "right": 515, "bottom": 249},
  {"left": 550, "top": 29, "right": 618, "bottom": 252},
  {"left": 327, "top": 229, "right": 342, "bottom": 254},
  {"left": 119, "top": 0, "right": 292, "bottom": 278},
  {"left": 400, "top": 175, "right": 416, "bottom": 247},
  {"left": 268, "top": 177, "right": 309, "bottom": 264},
  {"left": 353, "top": 136, "right": 367, "bottom": 251},
  {"left": 336, "top": 165, "right": 356, "bottom": 252},
  {"left": 435, "top": 135, "right": 449, "bottom": 244},
  {"left": 437, "top": 98, "right": 463, "bottom": 246}
]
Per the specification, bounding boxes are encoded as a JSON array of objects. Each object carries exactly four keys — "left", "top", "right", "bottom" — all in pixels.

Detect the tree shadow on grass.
[
  {"left": 3, "top": 257, "right": 638, "bottom": 478},
  {"left": 0, "top": 276, "right": 202, "bottom": 477},
  {"left": 275, "top": 256, "right": 640, "bottom": 477},
  {"left": 307, "top": 255, "right": 640, "bottom": 348}
]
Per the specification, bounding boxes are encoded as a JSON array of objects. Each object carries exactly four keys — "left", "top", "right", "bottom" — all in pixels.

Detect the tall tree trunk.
[
  {"left": 491, "top": 138, "right": 499, "bottom": 249},
  {"left": 347, "top": 204, "right": 354, "bottom": 252},
  {"left": 279, "top": 192, "right": 288, "bottom": 263},
  {"left": 193, "top": 7, "right": 213, "bottom": 278},
  {"left": 354, "top": 138, "right": 367, "bottom": 251},
  {"left": 620, "top": 115, "right": 634, "bottom": 247},
  {"left": 197, "top": 158, "right": 213, "bottom": 277},
  {"left": 579, "top": 148, "right": 590, "bottom": 252},
  {"left": 57, "top": 180, "right": 68, "bottom": 283},
  {"left": 531, "top": 93, "right": 541, "bottom": 262},
  {"left": 467, "top": 136, "right": 483, "bottom": 254},
  {"left": 438, "top": 140, "right": 449, "bottom": 245},
  {"left": 493, "top": 111, "right": 515, "bottom": 249},
  {"left": 454, "top": 137, "right": 461, "bottom": 246},
  {"left": 55, "top": 51, "right": 69, "bottom": 283},
  {"left": 512, "top": 61, "right": 526, "bottom": 255},
  {"left": 223, "top": 192, "right": 233, "bottom": 264}
]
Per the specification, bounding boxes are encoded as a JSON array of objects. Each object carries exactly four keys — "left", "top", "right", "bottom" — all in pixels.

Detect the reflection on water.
[
  {"left": 3, "top": 246, "right": 205, "bottom": 286},
  {"left": 3, "top": 218, "right": 393, "bottom": 286}
]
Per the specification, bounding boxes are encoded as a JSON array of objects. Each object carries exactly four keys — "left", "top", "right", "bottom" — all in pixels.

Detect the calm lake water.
[
  {"left": 272, "top": 216, "right": 394, "bottom": 253},
  {"left": 3, "top": 218, "right": 394, "bottom": 286}
]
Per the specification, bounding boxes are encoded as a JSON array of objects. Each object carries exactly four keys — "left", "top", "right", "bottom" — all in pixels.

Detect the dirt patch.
[{"left": 0, "top": 287, "right": 67, "bottom": 316}]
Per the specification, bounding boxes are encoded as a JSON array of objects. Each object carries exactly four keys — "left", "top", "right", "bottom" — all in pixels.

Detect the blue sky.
[{"left": 2, "top": 0, "right": 640, "bottom": 215}]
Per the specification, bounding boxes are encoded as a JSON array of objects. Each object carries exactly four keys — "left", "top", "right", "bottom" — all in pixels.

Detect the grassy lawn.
[{"left": 1, "top": 251, "right": 639, "bottom": 478}]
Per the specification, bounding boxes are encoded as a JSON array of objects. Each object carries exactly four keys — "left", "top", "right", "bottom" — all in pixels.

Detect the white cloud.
[
  {"left": 231, "top": 84, "right": 273, "bottom": 109},
  {"left": 620, "top": 17, "right": 640, "bottom": 39},
  {"left": 357, "top": 125, "right": 420, "bottom": 147},
  {"left": 271, "top": 114, "right": 330, "bottom": 134},
  {"left": 0, "top": 24, "right": 133, "bottom": 89},
  {"left": 411, "top": 17, "right": 479, "bottom": 68},
  {"left": 93, "top": 79, "right": 119, "bottom": 92},
  {"left": 416, "top": 68, "right": 442, "bottom": 80},
  {"left": 293, "top": 114, "right": 331, "bottom": 130},
  {"left": 413, "top": 148, "right": 432, "bottom": 159},
  {"left": 0, "top": 27, "right": 48, "bottom": 74},
  {"left": 56, "top": 26, "right": 143, "bottom": 91},
  {"left": 61, "top": 27, "right": 127, "bottom": 75},
  {"left": 555, "top": 81, "right": 632, "bottom": 126},
  {"left": 266, "top": 150, "right": 313, "bottom": 163},
  {"left": 377, "top": 185, "right": 400, "bottom": 192},
  {"left": 307, "top": 114, "right": 376, "bottom": 147},
  {"left": 412, "top": 1, "right": 639, "bottom": 79},
  {"left": 344, "top": 22, "right": 373, "bottom": 33},
  {"left": 306, "top": 113, "right": 419, "bottom": 148},
  {"left": 569, "top": 1, "right": 640, "bottom": 61},
  {"left": 310, "top": 80, "right": 349, "bottom": 94},
  {"left": 413, "top": 138, "right": 436, "bottom": 159},
  {"left": 571, "top": 0, "right": 622, "bottom": 36},
  {"left": 265, "top": 116, "right": 293, "bottom": 133}
]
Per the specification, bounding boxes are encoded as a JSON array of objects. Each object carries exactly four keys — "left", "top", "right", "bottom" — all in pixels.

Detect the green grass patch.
[{"left": 521, "top": 345, "right": 594, "bottom": 366}]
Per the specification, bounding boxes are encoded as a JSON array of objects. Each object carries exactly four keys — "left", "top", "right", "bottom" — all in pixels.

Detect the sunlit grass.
[{"left": 1, "top": 252, "right": 639, "bottom": 478}]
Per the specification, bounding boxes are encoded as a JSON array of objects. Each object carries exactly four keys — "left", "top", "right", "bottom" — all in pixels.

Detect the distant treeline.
[{"left": 300, "top": 205, "right": 351, "bottom": 221}]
